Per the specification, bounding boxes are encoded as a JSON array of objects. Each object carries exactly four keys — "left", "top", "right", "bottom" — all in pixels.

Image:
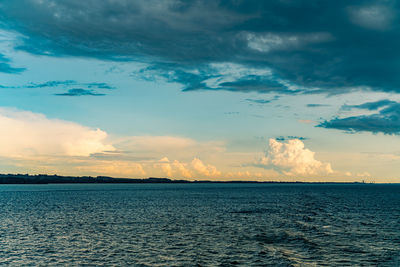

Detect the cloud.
[
  {"left": 318, "top": 100, "right": 400, "bottom": 134},
  {"left": 246, "top": 32, "right": 333, "bottom": 53},
  {"left": 306, "top": 104, "right": 330, "bottom": 108},
  {"left": 0, "top": 108, "right": 226, "bottom": 178},
  {"left": 275, "top": 136, "right": 308, "bottom": 141},
  {"left": 0, "top": 54, "right": 24, "bottom": 73},
  {"left": 341, "top": 99, "right": 396, "bottom": 111},
  {"left": 153, "top": 157, "right": 221, "bottom": 179},
  {"left": 1, "top": 80, "right": 115, "bottom": 95},
  {"left": 26, "top": 80, "right": 76, "bottom": 88},
  {"left": 259, "top": 138, "right": 333, "bottom": 176},
  {"left": 246, "top": 99, "right": 272, "bottom": 104},
  {"left": 246, "top": 96, "right": 279, "bottom": 104},
  {"left": 85, "top": 82, "right": 115, "bottom": 90},
  {"left": 25, "top": 80, "right": 115, "bottom": 90},
  {"left": 0, "top": 108, "right": 114, "bottom": 158},
  {"left": 216, "top": 77, "right": 291, "bottom": 94},
  {"left": 154, "top": 158, "right": 192, "bottom": 178},
  {"left": 77, "top": 161, "right": 146, "bottom": 177},
  {"left": 55, "top": 88, "right": 105, "bottom": 96},
  {"left": 134, "top": 62, "right": 297, "bottom": 94},
  {"left": 348, "top": 4, "right": 395, "bottom": 30},
  {"left": 0, "top": 107, "right": 358, "bottom": 180},
  {"left": 2, "top": 0, "right": 400, "bottom": 94},
  {"left": 154, "top": 157, "right": 262, "bottom": 180},
  {"left": 0, "top": 106, "right": 334, "bottom": 180},
  {"left": 191, "top": 158, "right": 221, "bottom": 177}
]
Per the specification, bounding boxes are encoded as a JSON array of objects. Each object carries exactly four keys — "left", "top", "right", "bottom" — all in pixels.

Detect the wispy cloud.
[
  {"left": 85, "top": 82, "right": 116, "bottom": 90},
  {"left": 275, "top": 136, "right": 308, "bottom": 141},
  {"left": 26, "top": 80, "right": 115, "bottom": 90},
  {"left": 246, "top": 96, "right": 280, "bottom": 104},
  {"left": 306, "top": 104, "right": 330, "bottom": 108},
  {"left": 26, "top": 80, "right": 76, "bottom": 88},
  {"left": 55, "top": 88, "right": 105, "bottom": 96},
  {"left": 0, "top": 54, "right": 24, "bottom": 74},
  {"left": 341, "top": 99, "right": 396, "bottom": 111},
  {"left": 1, "top": 80, "right": 115, "bottom": 96}
]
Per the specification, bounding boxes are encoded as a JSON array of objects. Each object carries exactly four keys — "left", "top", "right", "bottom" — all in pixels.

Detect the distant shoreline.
[{"left": 0, "top": 174, "right": 387, "bottom": 184}]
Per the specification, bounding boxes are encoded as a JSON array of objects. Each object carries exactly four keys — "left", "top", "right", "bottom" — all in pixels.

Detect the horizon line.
[{"left": 0, "top": 173, "right": 395, "bottom": 184}]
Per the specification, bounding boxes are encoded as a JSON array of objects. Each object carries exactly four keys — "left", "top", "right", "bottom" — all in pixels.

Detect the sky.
[{"left": 0, "top": 0, "right": 400, "bottom": 182}]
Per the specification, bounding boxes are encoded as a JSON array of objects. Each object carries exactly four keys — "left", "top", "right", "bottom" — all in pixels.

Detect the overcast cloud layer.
[{"left": 1, "top": 0, "right": 400, "bottom": 94}]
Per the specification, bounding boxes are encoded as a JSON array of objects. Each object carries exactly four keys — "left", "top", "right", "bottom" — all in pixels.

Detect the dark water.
[{"left": 0, "top": 184, "right": 399, "bottom": 266}]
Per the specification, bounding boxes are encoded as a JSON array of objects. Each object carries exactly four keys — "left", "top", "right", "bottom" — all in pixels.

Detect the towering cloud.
[{"left": 260, "top": 138, "right": 333, "bottom": 176}]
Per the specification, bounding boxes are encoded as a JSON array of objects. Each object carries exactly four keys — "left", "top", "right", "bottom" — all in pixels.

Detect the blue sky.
[{"left": 0, "top": 0, "right": 400, "bottom": 182}]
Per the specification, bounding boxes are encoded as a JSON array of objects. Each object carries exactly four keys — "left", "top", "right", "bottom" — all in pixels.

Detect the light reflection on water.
[{"left": 0, "top": 183, "right": 399, "bottom": 266}]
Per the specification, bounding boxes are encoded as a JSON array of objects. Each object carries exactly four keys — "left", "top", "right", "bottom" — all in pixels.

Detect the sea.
[{"left": 0, "top": 183, "right": 399, "bottom": 266}]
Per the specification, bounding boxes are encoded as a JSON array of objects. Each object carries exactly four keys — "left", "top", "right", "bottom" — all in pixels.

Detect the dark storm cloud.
[
  {"left": 318, "top": 100, "right": 400, "bottom": 135},
  {"left": 1, "top": 0, "right": 400, "bottom": 93},
  {"left": 0, "top": 54, "right": 24, "bottom": 73},
  {"left": 55, "top": 88, "right": 105, "bottom": 96}
]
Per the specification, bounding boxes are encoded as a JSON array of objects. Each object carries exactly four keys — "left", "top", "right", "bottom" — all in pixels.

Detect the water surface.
[{"left": 0, "top": 183, "right": 399, "bottom": 266}]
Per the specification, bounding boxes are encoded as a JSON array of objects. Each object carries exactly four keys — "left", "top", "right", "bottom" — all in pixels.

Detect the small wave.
[{"left": 254, "top": 230, "right": 319, "bottom": 251}]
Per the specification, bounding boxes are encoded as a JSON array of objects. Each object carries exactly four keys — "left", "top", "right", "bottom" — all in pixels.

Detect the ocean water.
[{"left": 0, "top": 183, "right": 399, "bottom": 266}]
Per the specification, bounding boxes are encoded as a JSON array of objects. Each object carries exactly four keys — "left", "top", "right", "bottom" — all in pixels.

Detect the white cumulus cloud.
[
  {"left": 191, "top": 158, "right": 221, "bottom": 177},
  {"left": 0, "top": 108, "right": 114, "bottom": 158},
  {"left": 154, "top": 157, "right": 221, "bottom": 179},
  {"left": 260, "top": 138, "right": 333, "bottom": 176}
]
